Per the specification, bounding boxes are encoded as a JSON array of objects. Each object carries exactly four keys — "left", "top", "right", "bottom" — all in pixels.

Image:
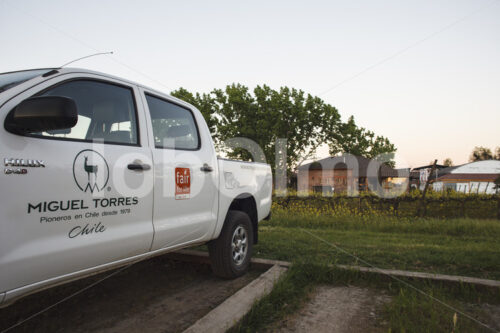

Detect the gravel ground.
[
  {"left": 472, "top": 303, "right": 500, "bottom": 332},
  {"left": 0, "top": 256, "right": 263, "bottom": 333},
  {"left": 275, "top": 286, "right": 391, "bottom": 333}
]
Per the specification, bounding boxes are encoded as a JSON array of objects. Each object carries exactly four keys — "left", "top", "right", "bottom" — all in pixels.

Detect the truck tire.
[{"left": 208, "top": 210, "right": 254, "bottom": 279}]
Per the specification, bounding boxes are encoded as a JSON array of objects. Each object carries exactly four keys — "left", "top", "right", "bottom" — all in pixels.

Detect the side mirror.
[{"left": 5, "top": 96, "right": 78, "bottom": 134}]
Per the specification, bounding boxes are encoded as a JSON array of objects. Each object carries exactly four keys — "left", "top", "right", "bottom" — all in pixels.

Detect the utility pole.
[
  {"left": 497, "top": 194, "right": 500, "bottom": 220},
  {"left": 418, "top": 159, "right": 437, "bottom": 217}
]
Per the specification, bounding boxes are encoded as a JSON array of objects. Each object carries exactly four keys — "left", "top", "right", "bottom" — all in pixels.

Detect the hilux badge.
[
  {"left": 4, "top": 158, "right": 45, "bottom": 175},
  {"left": 4, "top": 158, "right": 45, "bottom": 167}
]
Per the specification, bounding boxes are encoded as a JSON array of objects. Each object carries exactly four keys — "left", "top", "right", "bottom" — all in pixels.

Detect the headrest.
[{"left": 166, "top": 125, "right": 190, "bottom": 138}]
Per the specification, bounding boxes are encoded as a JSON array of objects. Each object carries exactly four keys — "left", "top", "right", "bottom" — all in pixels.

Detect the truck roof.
[{"left": 1, "top": 67, "right": 183, "bottom": 106}]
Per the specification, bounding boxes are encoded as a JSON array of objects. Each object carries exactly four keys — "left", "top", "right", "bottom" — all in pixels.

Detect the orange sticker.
[{"left": 175, "top": 167, "right": 191, "bottom": 200}]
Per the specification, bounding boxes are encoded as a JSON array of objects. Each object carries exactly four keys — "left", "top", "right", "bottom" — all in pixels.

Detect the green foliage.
[
  {"left": 273, "top": 193, "right": 499, "bottom": 219},
  {"left": 173, "top": 84, "right": 342, "bottom": 172},
  {"left": 213, "top": 84, "right": 342, "bottom": 171},
  {"left": 328, "top": 115, "right": 396, "bottom": 163},
  {"left": 383, "top": 282, "right": 497, "bottom": 333},
  {"left": 443, "top": 158, "right": 453, "bottom": 167},
  {"left": 171, "top": 85, "right": 396, "bottom": 172},
  {"left": 469, "top": 146, "right": 494, "bottom": 162}
]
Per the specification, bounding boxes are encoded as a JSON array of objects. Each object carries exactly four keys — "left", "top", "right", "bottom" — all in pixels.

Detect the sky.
[{"left": 1, "top": 0, "right": 499, "bottom": 168}]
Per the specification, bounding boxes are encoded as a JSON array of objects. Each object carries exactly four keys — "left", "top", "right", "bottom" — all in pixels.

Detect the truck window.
[
  {"left": 31, "top": 80, "right": 139, "bottom": 145},
  {"left": 145, "top": 94, "right": 200, "bottom": 150}
]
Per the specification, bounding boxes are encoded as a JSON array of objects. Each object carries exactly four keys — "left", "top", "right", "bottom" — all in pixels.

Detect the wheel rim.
[{"left": 231, "top": 225, "right": 248, "bottom": 266}]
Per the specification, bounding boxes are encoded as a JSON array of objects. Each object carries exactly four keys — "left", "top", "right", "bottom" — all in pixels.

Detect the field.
[
  {"left": 231, "top": 198, "right": 500, "bottom": 332},
  {"left": 257, "top": 209, "right": 500, "bottom": 280}
]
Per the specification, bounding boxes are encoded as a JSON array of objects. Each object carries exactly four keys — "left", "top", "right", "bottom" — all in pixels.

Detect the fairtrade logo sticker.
[
  {"left": 175, "top": 167, "right": 191, "bottom": 200},
  {"left": 73, "top": 150, "right": 109, "bottom": 193}
]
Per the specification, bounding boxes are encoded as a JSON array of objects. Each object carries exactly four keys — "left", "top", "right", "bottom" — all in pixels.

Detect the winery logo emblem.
[{"left": 73, "top": 150, "right": 109, "bottom": 193}]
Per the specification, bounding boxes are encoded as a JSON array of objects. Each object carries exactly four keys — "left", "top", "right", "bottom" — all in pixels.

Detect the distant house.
[
  {"left": 432, "top": 160, "right": 500, "bottom": 194},
  {"left": 297, "top": 155, "right": 408, "bottom": 193},
  {"left": 409, "top": 164, "right": 448, "bottom": 190}
]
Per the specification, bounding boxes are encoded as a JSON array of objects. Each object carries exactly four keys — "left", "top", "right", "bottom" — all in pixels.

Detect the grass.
[
  {"left": 256, "top": 213, "right": 500, "bottom": 280},
  {"left": 229, "top": 210, "right": 500, "bottom": 332}
]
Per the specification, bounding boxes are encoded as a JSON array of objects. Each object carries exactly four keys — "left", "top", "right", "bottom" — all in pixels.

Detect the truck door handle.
[
  {"left": 200, "top": 164, "right": 213, "bottom": 172},
  {"left": 128, "top": 163, "right": 151, "bottom": 171}
]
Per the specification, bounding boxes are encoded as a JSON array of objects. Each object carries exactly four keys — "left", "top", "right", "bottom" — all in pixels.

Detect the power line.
[
  {"left": 318, "top": 0, "right": 500, "bottom": 97},
  {"left": 4, "top": 0, "right": 174, "bottom": 92}
]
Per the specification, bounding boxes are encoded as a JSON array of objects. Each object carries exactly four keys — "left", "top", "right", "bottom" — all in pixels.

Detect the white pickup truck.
[{"left": 0, "top": 68, "right": 272, "bottom": 306}]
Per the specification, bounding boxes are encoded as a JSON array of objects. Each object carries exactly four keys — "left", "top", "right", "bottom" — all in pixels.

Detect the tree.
[
  {"left": 172, "top": 84, "right": 395, "bottom": 174},
  {"left": 216, "top": 84, "right": 342, "bottom": 173},
  {"left": 494, "top": 176, "right": 500, "bottom": 193},
  {"left": 327, "top": 116, "right": 396, "bottom": 165},
  {"left": 496, "top": 147, "right": 500, "bottom": 160},
  {"left": 172, "top": 84, "right": 342, "bottom": 173},
  {"left": 443, "top": 158, "right": 453, "bottom": 167},
  {"left": 469, "top": 146, "right": 493, "bottom": 162}
]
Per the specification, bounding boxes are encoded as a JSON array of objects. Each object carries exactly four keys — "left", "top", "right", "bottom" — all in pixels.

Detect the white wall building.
[{"left": 433, "top": 160, "right": 500, "bottom": 194}]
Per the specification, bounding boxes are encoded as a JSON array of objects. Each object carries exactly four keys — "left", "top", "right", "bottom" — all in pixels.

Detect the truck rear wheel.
[{"left": 208, "top": 210, "right": 253, "bottom": 279}]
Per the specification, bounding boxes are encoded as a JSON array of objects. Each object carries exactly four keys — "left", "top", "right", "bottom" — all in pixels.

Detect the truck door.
[
  {"left": 0, "top": 75, "right": 154, "bottom": 293},
  {"left": 140, "top": 90, "right": 218, "bottom": 251}
]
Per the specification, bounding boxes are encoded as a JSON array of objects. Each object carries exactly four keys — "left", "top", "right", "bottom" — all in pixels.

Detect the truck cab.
[{"left": 0, "top": 68, "right": 272, "bottom": 306}]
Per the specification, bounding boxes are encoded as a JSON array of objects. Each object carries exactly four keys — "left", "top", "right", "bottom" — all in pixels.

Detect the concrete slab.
[
  {"left": 183, "top": 264, "right": 288, "bottom": 333},
  {"left": 173, "top": 250, "right": 500, "bottom": 288},
  {"left": 168, "top": 249, "right": 290, "bottom": 270},
  {"left": 337, "top": 265, "right": 500, "bottom": 288}
]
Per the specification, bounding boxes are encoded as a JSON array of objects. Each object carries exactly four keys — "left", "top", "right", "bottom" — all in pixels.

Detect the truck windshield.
[{"left": 0, "top": 69, "right": 50, "bottom": 94}]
